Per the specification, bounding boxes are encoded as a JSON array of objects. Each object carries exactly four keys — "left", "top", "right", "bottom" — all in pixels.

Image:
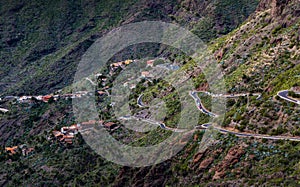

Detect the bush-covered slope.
[
  {"left": 0, "top": 0, "right": 258, "bottom": 96},
  {"left": 3, "top": 0, "right": 300, "bottom": 186},
  {"left": 206, "top": 0, "right": 300, "bottom": 135}
]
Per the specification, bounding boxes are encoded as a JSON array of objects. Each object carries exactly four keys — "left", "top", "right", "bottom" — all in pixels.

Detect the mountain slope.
[
  {"left": 207, "top": 0, "right": 300, "bottom": 135},
  {"left": 0, "top": 0, "right": 258, "bottom": 96},
  {"left": 2, "top": 0, "right": 300, "bottom": 186}
]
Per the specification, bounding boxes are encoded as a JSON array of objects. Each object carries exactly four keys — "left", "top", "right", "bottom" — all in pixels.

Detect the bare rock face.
[
  {"left": 256, "top": 0, "right": 273, "bottom": 12},
  {"left": 193, "top": 151, "right": 205, "bottom": 164},
  {"left": 257, "top": 0, "right": 290, "bottom": 16},
  {"left": 271, "top": 0, "right": 289, "bottom": 16},
  {"left": 212, "top": 145, "right": 246, "bottom": 180},
  {"left": 199, "top": 157, "right": 214, "bottom": 170},
  {"left": 192, "top": 148, "right": 223, "bottom": 171}
]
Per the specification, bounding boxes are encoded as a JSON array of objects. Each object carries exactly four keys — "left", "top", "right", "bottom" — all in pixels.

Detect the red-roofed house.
[
  {"left": 53, "top": 130, "right": 63, "bottom": 137},
  {"left": 64, "top": 135, "right": 74, "bottom": 144},
  {"left": 104, "top": 122, "right": 117, "bottom": 130},
  {"left": 141, "top": 71, "right": 150, "bottom": 78},
  {"left": 5, "top": 146, "right": 18, "bottom": 155},
  {"left": 42, "top": 95, "right": 53, "bottom": 102},
  {"left": 98, "top": 91, "right": 106, "bottom": 96},
  {"left": 147, "top": 60, "right": 154, "bottom": 67}
]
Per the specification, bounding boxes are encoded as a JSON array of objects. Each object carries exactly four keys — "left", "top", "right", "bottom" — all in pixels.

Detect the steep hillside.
[
  {"left": 1, "top": 0, "right": 300, "bottom": 186},
  {"left": 207, "top": 0, "right": 300, "bottom": 135},
  {"left": 0, "top": 0, "right": 258, "bottom": 96}
]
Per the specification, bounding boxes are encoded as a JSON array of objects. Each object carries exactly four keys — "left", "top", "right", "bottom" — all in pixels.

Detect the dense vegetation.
[
  {"left": 1, "top": 0, "right": 300, "bottom": 186},
  {"left": 0, "top": 0, "right": 258, "bottom": 96}
]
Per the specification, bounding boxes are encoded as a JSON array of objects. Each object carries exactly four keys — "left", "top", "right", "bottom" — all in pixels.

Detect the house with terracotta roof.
[
  {"left": 42, "top": 95, "right": 53, "bottom": 102},
  {"left": 124, "top": 59, "right": 133, "bottom": 65},
  {"left": 63, "top": 135, "right": 74, "bottom": 144},
  {"left": 146, "top": 60, "right": 154, "bottom": 67},
  {"left": 53, "top": 130, "right": 63, "bottom": 137},
  {"left": 103, "top": 122, "right": 117, "bottom": 130},
  {"left": 141, "top": 71, "right": 151, "bottom": 78},
  {"left": 5, "top": 146, "right": 18, "bottom": 155},
  {"left": 52, "top": 124, "right": 82, "bottom": 144},
  {"left": 98, "top": 91, "right": 106, "bottom": 96}
]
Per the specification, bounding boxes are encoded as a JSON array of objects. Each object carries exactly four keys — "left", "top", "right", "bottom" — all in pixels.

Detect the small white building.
[
  {"left": 18, "top": 96, "right": 32, "bottom": 103},
  {"left": 0, "top": 108, "right": 9, "bottom": 113}
]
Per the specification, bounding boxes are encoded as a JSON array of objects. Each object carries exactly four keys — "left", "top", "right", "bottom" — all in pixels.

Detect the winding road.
[
  {"left": 190, "top": 91, "right": 217, "bottom": 117},
  {"left": 137, "top": 94, "right": 146, "bottom": 107},
  {"left": 200, "top": 124, "right": 300, "bottom": 141},
  {"left": 197, "top": 90, "right": 300, "bottom": 141},
  {"left": 277, "top": 90, "right": 300, "bottom": 105},
  {"left": 131, "top": 89, "right": 300, "bottom": 141},
  {"left": 1, "top": 81, "right": 299, "bottom": 141},
  {"left": 118, "top": 115, "right": 188, "bottom": 133}
]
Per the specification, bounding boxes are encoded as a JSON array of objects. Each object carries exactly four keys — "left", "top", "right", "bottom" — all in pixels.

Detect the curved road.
[
  {"left": 118, "top": 115, "right": 188, "bottom": 133},
  {"left": 137, "top": 94, "right": 146, "bottom": 107},
  {"left": 201, "top": 124, "right": 300, "bottom": 141},
  {"left": 192, "top": 90, "right": 261, "bottom": 99},
  {"left": 2, "top": 84, "right": 299, "bottom": 141},
  {"left": 277, "top": 90, "right": 300, "bottom": 105},
  {"left": 86, "top": 77, "right": 97, "bottom": 86},
  {"left": 133, "top": 90, "right": 300, "bottom": 141},
  {"left": 189, "top": 91, "right": 217, "bottom": 117}
]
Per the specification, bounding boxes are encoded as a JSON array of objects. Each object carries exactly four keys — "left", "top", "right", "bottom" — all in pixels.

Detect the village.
[
  {"left": 50, "top": 58, "right": 169, "bottom": 145},
  {"left": 51, "top": 120, "right": 118, "bottom": 145},
  {"left": 0, "top": 91, "right": 89, "bottom": 104},
  {"left": 5, "top": 144, "right": 35, "bottom": 157},
  {"left": 2, "top": 58, "right": 181, "bottom": 152},
  {"left": 0, "top": 58, "right": 179, "bottom": 107},
  {"left": 3, "top": 57, "right": 300, "bottom": 158}
]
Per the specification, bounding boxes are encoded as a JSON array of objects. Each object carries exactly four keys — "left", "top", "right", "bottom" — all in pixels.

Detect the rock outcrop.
[
  {"left": 257, "top": 0, "right": 298, "bottom": 17},
  {"left": 213, "top": 145, "right": 246, "bottom": 180}
]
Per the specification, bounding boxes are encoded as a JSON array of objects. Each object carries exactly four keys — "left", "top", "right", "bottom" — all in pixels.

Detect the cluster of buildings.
[
  {"left": 15, "top": 91, "right": 89, "bottom": 104},
  {"left": 17, "top": 95, "right": 54, "bottom": 103},
  {"left": 5, "top": 145, "right": 34, "bottom": 156},
  {"left": 1, "top": 91, "right": 91, "bottom": 105},
  {"left": 107, "top": 59, "right": 181, "bottom": 89},
  {"left": 52, "top": 124, "right": 81, "bottom": 144},
  {"left": 52, "top": 121, "right": 118, "bottom": 144},
  {"left": 110, "top": 59, "right": 133, "bottom": 73},
  {"left": 111, "top": 59, "right": 133, "bottom": 67},
  {"left": 111, "top": 59, "right": 157, "bottom": 89}
]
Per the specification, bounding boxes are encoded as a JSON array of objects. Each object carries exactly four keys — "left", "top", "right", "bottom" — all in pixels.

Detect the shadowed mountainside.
[{"left": 0, "top": 0, "right": 258, "bottom": 96}]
